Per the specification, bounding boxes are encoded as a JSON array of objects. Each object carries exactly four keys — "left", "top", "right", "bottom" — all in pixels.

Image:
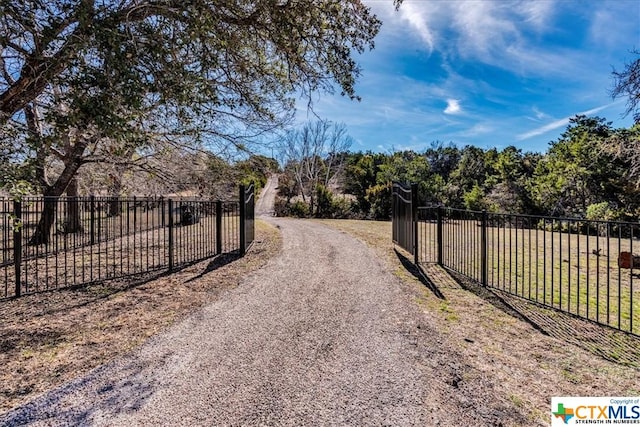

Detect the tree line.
[{"left": 276, "top": 116, "right": 640, "bottom": 222}]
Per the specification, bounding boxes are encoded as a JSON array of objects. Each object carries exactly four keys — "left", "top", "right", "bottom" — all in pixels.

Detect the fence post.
[
  {"left": 168, "top": 199, "right": 174, "bottom": 271},
  {"left": 481, "top": 210, "right": 488, "bottom": 287},
  {"left": 411, "top": 183, "right": 419, "bottom": 265},
  {"left": 437, "top": 206, "right": 443, "bottom": 266},
  {"left": 239, "top": 185, "right": 246, "bottom": 256},
  {"left": 216, "top": 200, "right": 222, "bottom": 254},
  {"left": 160, "top": 196, "right": 165, "bottom": 227},
  {"left": 90, "top": 195, "right": 96, "bottom": 245},
  {"left": 391, "top": 183, "right": 397, "bottom": 244},
  {"left": 133, "top": 195, "right": 137, "bottom": 231},
  {"left": 13, "top": 200, "right": 22, "bottom": 297}
]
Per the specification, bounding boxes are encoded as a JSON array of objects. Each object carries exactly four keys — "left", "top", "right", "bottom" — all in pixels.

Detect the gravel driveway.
[
  {"left": 1, "top": 177, "right": 527, "bottom": 426},
  {"left": 255, "top": 174, "right": 278, "bottom": 216},
  {"left": 2, "top": 218, "right": 433, "bottom": 426}
]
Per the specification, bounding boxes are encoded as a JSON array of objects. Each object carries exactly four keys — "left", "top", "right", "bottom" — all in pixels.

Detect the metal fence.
[
  {"left": 392, "top": 194, "right": 640, "bottom": 336},
  {"left": 240, "top": 183, "right": 255, "bottom": 256},
  {"left": 1, "top": 185, "right": 254, "bottom": 298},
  {"left": 410, "top": 206, "right": 640, "bottom": 336},
  {"left": 392, "top": 182, "right": 417, "bottom": 259}
]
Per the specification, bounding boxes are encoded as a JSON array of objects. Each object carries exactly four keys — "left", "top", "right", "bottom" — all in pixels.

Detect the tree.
[
  {"left": 359, "top": 150, "right": 434, "bottom": 218},
  {"left": 611, "top": 50, "right": 640, "bottom": 123},
  {"left": 280, "top": 120, "right": 353, "bottom": 214},
  {"left": 1, "top": 0, "right": 389, "bottom": 242},
  {"left": 446, "top": 146, "right": 490, "bottom": 208},
  {"left": 343, "top": 151, "right": 386, "bottom": 213},
  {"left": 1, "top": 1, "right": 389, "bottom": 123},
  {"left": 424, "top": 141, "right": 460, "bottom": 180},
  {"left": 483, "top": 146, "right": 538, "bottom": 214},
  {"left": 530, "top": 116, "right": 626, "bottom": 217},
  {"left": 606, "top": 50, "right": 640, "bottom": 191}
]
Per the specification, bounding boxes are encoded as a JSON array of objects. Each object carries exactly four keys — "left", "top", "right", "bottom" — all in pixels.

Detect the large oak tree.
[{"left": 1, "top": 0, "right": 396, "bottom": 243}]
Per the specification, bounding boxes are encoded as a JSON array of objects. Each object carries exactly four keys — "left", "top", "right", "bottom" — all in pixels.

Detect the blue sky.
[{"left": 296, "top": 0, "right": 640, "bottom": 154}]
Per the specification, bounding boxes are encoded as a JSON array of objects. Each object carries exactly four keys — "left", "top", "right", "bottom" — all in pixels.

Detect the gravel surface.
[
  {"left": 255, "top": 174, "right": 278, "bottom": 216},
  {"left": 0, "top": 177, "right": 529, "bottom": 426},
  {"left": 2, "top": 218, "right": 438, "bottom": 426}
]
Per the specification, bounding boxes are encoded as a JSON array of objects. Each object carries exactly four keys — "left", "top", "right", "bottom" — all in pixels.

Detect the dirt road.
[
  {"left": 255, "top": 174, "right": 278, "bottom": 216},
  {"left": 1, "top": 177, "right": 529, "bottom": 426}
]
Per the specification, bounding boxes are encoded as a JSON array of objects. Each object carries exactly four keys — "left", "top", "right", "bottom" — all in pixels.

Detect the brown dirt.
[
  {"left": 316, "top": 219, "right": 640, "bottom": 425},
  {"left": 0, "top": 220, "right": 282, "bottom": 413}
]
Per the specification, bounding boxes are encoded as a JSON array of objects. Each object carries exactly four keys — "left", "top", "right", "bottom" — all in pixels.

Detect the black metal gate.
[
  {"left": 240, "top": 183, "right": 255, "bottom": 255},
  {"left": 392, "top": 182, "right": 417, "bottom": 261}
]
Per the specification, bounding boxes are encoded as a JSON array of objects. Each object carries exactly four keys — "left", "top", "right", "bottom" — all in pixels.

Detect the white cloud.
[
  {"left": 515, "top": 0, "right": 556, "bottom": 30},
  {"left": 457, "top": 123, "right": 493, "bottom": 138},
  {"left": 451, "top": 1, "right": 520, "bottom": 60},
  {"left": 529, "top": 106, "right": 552, "bottom": 122},
  {"left": 588, "top": 1, "right": 639, "bottom": 49},
  {"left": 399, "top": 2, "right": 435, "bottom": 53},
  {"left": 516, "top": 117, "right": 570, "bottom": 141},
  {"left": 516, "top": 103, "right": 614, "bottom": 140},
  {"left": 372, "top": 0, "right": 582, "bottom": 78},
  {"left": 444, "top": 99, "right": 461, "bottom": 114}
]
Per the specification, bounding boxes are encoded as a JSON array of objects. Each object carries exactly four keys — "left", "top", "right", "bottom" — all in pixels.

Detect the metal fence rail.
[
  {"left": 414, "top": 206, "right": 639, "bottom": 336},
  {"left": 1, "top": 187, "right": 254, "bottom": 299}
]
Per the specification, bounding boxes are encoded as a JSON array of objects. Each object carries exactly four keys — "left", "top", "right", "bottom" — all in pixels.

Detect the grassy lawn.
[{"left": 417, "top": 220, "right": 640, "bottom": 335}]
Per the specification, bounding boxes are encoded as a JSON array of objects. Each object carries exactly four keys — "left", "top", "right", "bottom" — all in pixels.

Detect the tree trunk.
[
  {"left": 28, "top": 140, "right": 88, "bottom": 245},
  {"left": 61, "top": 177, "right": 84, "bottom": 233},
  {"left": 107, "top": 197, "right": 121, "bottom": 218},
  {"left": 106, "top": 166, "right": 129, "bottom": 217},
  {"left": 29, "top": 197, "right": 58, "bottom": 246}
]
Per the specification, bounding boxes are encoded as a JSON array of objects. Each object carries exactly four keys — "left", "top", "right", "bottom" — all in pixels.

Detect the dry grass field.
[{"left": 1, "top": 212, "right": 241, "bottom": 298}]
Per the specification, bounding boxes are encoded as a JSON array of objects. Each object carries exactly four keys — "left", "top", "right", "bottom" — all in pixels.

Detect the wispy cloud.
[
  {"left": 588, "top": 1, "right": 639, "bottom": 49},
  {"left": 444, "top": 99, "right": 461, "bottom": 115},
  {"left": 517, "top": 0, "right": 556, "bottom": 29},
  {"left": 292, "top": 0, "right": 637, "bottom": 154},
  {"left": 457, "top": 123, "right": 493, "bottom": 138},
  {"left": 374, "top": 0, "right": 595, "bottom": 78},
  {"left": 516, "top": 103, "right": 614, "bottom": 140},
  {"left": 528, "top": 106, "right": 552, "bottom": 122},
  {"left": 398, "top": 2, "right": 435, "bottom": 54}
]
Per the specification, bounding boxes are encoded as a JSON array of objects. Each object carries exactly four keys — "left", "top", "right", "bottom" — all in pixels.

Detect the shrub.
[
  {"left": 274, "top": 197, "right": 290, "bottom": 217},
  {"left": 289, "top": 200, "right": 310, "bottom": 217},
  {"left": 315, "top": 184, "right": 333, "bottom": 217},
  {"left": 586, "top": 202, "right": 620, "bottom": 222},
  {"left": 366, "top": 183, "right": 392, "bottom": 220},
  {"left": 330, "top": 196, "right": 354, "bottom": 218}
]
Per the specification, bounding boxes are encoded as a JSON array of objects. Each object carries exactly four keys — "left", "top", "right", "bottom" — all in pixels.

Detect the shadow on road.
[
  {"left": 184, "top": 252, "right": 242, "bottom": 284},
  {"left": 0, "top": 351, "right": 166, "bottom": 425},
  {"left": 394, "top": 249, "right": 445, "bottom": 299}
]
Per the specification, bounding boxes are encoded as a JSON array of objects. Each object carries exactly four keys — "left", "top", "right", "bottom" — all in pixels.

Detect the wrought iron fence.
[
  {"left": 412, "top": 206, "right": 640, "bottom": 336},
  {"left": 1, "top": 185, "right": 254, "bottom": 298},
  {"left": 240, "top": 183, "right": 255, "bottom": 256},
  {"left": 392, "top": 182, "right": 417, "bottom": 259}
]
